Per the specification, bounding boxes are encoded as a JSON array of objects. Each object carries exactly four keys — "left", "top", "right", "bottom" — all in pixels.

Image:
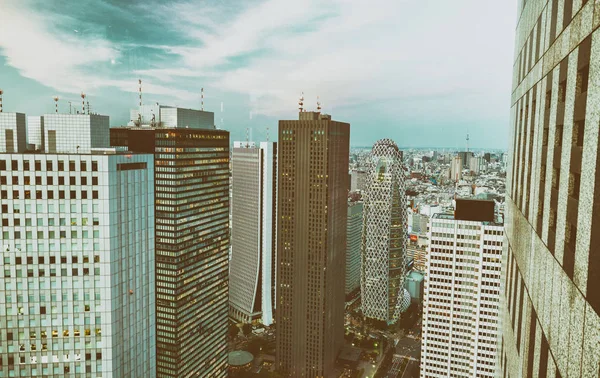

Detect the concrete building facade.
[
  {"left": 502, "top": 1, "right": 600, "bottom": 377},
  {"left": 421, "top": 200, "right": 503, "bottom": 378}
]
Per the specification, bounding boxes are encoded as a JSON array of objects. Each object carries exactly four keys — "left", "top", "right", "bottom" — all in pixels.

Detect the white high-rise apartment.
[
  {"left": 42, "top": 114, "right": 109, "bottom": 154},
  {"left": 421, "top": 199, "right": 503, "bottom": 378},
  {"left": 361, "top": 139, "right": 407, "bottom": 325},
  {"left": 0, "top": 112, "right": 156, "bottom": 377},
  {"left": 229, "top": 141, "right": 277, "bottom": 326}
]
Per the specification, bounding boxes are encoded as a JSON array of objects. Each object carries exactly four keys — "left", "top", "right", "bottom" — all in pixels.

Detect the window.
[
  {"left": 92, "top": 161, "right": 98, "bottom": 171},
  {"left": 58, "top": 161, "right": 64, "bottom": 171},
  {"left": 69, "top": 161, "right": 76, "bottom": 171}
]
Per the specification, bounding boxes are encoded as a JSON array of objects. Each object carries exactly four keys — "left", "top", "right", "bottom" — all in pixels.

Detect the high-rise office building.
[
  {"left": 0, "top": 113, "right": 156, "bottom": 377},
  {"left": 229, "top": 141, "right": 277, "bottom": 326},
  {"left": 0, "top": 112, "right": 27, "bottom": 153},
  {"left": 346, "top": 198, "right": 363, "bottom": 307},
  {"left": 503, "top": 1, "right": 600, "bottom": 377},
  {"left": 276, "top": 110, "right": 350, "bottom": 377},
  {"left": 350, "top": 169, "right": 367, "bottom": 192},
  {"left": 111, "top": 111, "right": 230, "bottom": 378},
  {"left": 360, "top": 139, "right": 407, "bottom": 325},
  {"left": 449, "top": 156, "right": 463, "bottom": 182},
  {"left": 421, "top": 199, "right": 503, "bottom": 378}
]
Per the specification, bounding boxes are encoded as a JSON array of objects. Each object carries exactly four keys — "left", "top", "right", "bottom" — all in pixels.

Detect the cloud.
[{"left": 0, "top": 0, "right": 517, "bottom": 147}]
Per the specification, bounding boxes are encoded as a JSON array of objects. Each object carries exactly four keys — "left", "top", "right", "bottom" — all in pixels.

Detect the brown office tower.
[
  {"left": 503, "top": 1, "right": 600, "bottom": 377},
  {"left": 276, "top": 110, "right": 350, "bottom": 377},
  {"left": 110, "top": 121, "right": 230, "bottom": 378}
]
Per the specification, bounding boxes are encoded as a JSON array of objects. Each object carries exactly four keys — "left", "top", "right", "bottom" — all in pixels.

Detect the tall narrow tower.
[
  {"left": 361, "top": 139, "right": 408, "bottom": 325},
  {"left": 276, "top": 110, "right": 350, "bottom": 377}
]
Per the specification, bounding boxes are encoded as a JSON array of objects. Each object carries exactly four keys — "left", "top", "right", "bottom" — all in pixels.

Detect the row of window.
[{"left": 0, "top": 160, "right": 98, "bottom": 172}]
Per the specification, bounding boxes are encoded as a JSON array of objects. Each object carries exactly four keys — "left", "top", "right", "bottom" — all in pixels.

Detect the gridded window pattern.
[
  {"left": 0, "top": 153, "right": 155, "bottom": 377},
  {"left": 361, "top": 139, "right": 408, "bottom": 324},
  {"left": 276, "top": 113, "right": 350, "bottom": 378},
  {"left": 111, "top": 127, "right": 230, "bottom": 378},
  {"left": 346, "top": 201, "right": 363, "bottom": 298},
  {"left": 41, "top": 114, "right": 109, "bottom": 154},
  {"left": 504, "top": 1, "right": 600, "bottom": 377},
  {"left": 421, "top": 218, "right": 503, "bottom": 378},
  {"left": 0, "top": 113, "right": 27, "bottom": 153},
  {"left": 229, "top": 141, "right": 277, "bottom": 326}
]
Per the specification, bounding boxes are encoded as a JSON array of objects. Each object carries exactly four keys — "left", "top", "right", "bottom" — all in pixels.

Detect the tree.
[
  {"left": 242, "top": 323, "right": 253, "bottom": 337},
  {"left": 229, "top": 324, "right": 240, "bottom": 339}
]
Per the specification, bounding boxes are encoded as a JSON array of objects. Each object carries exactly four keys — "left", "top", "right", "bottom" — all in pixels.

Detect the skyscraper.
[
  {"left": 0, "top": 113, "right": 156, "bottom": 377},
  {"left": 276, "top": 110, "right": 349, "bottom": 377},
  {"left": 361, "top": 139, "right": 407, "bottom": 325},
  {"left": 110, "top": 109, "right": 230, "bottom": 378},
  {"left": 502, "top": 1, "right": 600, "bottom": 376},
  {"left": 229, "top": 141, "right": 277, "bottom": 326},
  {"left": 346, "top": 198, "right": 363, "bottom": 308},
  {"left": 421, "top": 199, "right": 503, "bottom": 378}
]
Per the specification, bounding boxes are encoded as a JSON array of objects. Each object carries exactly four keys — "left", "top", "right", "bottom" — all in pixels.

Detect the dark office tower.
[
  {"left": 502, "top": 1, "right": 600, "bottom": 378},
  {"left": 276, "top": 110, "right": 350, "bottom": 377},
  {"left": 110, "top": 119, "right": 230, "bottom": 378}
]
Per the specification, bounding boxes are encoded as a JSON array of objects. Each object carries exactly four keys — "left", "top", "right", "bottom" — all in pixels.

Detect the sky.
[{"left": 0, "top": 0, "right": 517, "bottom": 149}]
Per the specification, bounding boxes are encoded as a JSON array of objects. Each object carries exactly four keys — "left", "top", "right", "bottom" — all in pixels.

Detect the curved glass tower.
[{"left": 361, "top": 139, "right": 407, "bottom": 324}]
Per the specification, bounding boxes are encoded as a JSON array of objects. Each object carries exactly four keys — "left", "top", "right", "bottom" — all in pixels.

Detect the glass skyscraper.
[{"left": 111, "top": 123, "right": 230, "bottom": 378}]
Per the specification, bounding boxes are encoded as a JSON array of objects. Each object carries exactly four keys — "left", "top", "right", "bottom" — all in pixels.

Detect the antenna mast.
[
  {"left": 266, "top": 127, "right": 269, "bottom": 143},
  {"left": 466, "top": 131, "right": 469, "bottom": 154},
  {"left": 68, "top": 101, "right": 72, "bottom": 114},
  {"left": 139, "top": 79, "right": 142, "bottom": 107},
  {"left": 53, "top": 96, "right": 59, "bottom": 113},
  {"left": 298, "top": 92, "right": 304, "bottom": 112},
  {"left": 81, "top": 92, "right": 86, "bottom": 114},
  {"left": 245, "top": 127, "right": 249, "bottom": 148},
  {"left": 0, "top": 89, "right": 4, "bottom": 113},
  {"left": 317, "top": 96, "right": 321, "bottom": 112},
  {"left": 201, "top": 88, "right": 204, "bottom": 111}
]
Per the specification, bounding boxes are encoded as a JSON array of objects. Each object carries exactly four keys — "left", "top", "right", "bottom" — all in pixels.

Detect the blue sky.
[{"left": 0, "top": 0, "right": 517, "bottom": 148}]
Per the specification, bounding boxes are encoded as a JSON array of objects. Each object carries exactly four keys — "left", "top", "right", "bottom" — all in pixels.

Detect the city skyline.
[{"left": 0, "top": 0, "right": 515, "bottom": 149}]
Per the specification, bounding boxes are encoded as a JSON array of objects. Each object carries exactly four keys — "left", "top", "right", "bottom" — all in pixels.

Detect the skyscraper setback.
[
  {"left": 275, "top": 110, "right": 350, "bottom": 377},
  {"left": 110, "top": 109, "right": 230, "bottom": 378},
  {"left": 229, "top": 141, "right": 277, "bottom": 326},
  {"left": 503, "top": 1, "right": 600, "bottom": 377},
  {"left": 361, "top": 139, "right": 408, "bottom": 325}
]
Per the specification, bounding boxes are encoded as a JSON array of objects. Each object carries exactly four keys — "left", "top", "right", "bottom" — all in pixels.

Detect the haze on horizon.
[{"left": 0, "top": 0, "right": 517, "bottom": 149}]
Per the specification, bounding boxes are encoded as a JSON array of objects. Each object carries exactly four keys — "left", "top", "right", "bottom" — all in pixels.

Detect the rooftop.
[{"left": 228, "top": 351, "right": 254, "bottom": 367}]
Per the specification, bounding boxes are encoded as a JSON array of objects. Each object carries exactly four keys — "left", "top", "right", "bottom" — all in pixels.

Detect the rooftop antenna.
[
  {"left": 201, "top": 88, "right": 204, "bottom": 111},
  {"left": 317, "top": 96, "right": 321, "bottom": 112},
  {"left": 87, "top": 100, "right": 90, "bottom": 115},
  {"left": 245, "top": 127, "right": 250, "bottom": 148},
  {"left": 298, "top": 92, "right": 304, "bottom": 112},
  {"left": 53, "top": 96, "right": 59, "bottom": 113},
  {"left": 266, "top": 127, "right": 269, "bottom": 142},
  {"left": 68, "top": 101, "right": 72, "bottom": 114},
  {"left": 81, "top": 92, "right": 86, "bottom": 114},
  {"left": 0, "top": 89, "right": 3, "bottom": 113}
]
